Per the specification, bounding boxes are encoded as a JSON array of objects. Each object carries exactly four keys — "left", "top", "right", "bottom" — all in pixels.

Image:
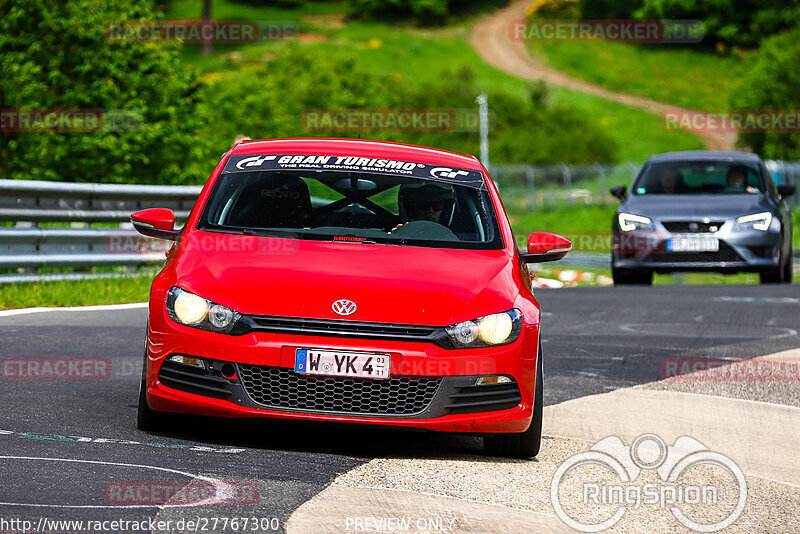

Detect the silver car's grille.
[
  {"left": 662, "top": 221, "right": 724, "bottom": 233},
  {"left": 646, "top": 241, "right": 742, "bottom": 263},
  {"left": 237, "top": 364, "right": 441, "bottom": 416}
]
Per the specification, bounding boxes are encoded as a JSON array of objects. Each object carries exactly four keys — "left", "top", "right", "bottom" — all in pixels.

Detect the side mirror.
[
  {"left": 520, "top": 232, "right": 572, "bottom": 263},
  {"left": 610, "top": 185, "right": 627, "bottom": 201},
  {"left": 777, "top": 184, "right": 796, "bottom": 198},
  {"left": 131, "top": 208, "right": 181, "bottom": 241}
]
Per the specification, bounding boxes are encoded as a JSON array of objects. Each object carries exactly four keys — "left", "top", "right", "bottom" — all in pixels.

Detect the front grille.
[
  {"left": 245, "top": 316, "right": 446, "bottom": 345},
  {"left": 158, "top": 360, "right": 231, "bottom": 399},
  {"left": 237, "top": 364, "right": 441, "bottom": 416},
  {"left": 663, "top": 221, "right": 724, "bottom": 233},
  {"left": 645, "top": 241, "right": 742, "bottom": 263},
  {"left": 446, "top": 381, "right": 521, "bottom": 414}
]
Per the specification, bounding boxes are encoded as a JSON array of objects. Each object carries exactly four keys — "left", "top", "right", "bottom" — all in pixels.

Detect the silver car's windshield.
[{"left": 633, "top": 161, "right": 767, "bottom": 195}]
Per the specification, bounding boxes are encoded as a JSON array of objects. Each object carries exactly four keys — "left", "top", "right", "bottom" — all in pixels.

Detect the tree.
[
  {"left": 635, "top": 0, "right": 799, "bottom": 49},
  {"left": 731, "top": 28, "right": 800, "bottom": 159},
  {"left": 0, "top": 0, "right": 205, "bottom": 183}
]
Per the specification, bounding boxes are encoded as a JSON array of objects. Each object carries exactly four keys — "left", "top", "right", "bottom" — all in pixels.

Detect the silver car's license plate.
[{"left": 667, "top": 234, "right": 719, "bottom": 252}]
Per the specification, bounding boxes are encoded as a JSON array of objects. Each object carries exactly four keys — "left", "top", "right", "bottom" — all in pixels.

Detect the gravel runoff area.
[
  {"left": 319, "top": 355, "right": 800, "bottom": 533},
  {"left": 330, "top": 435, "right": 799, "bottom": 533},
  {"left": 643, "top": 348, "right": 800, "bottom": 408}
]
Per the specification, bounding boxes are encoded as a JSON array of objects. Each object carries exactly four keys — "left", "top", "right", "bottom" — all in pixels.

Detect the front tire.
[
  {"left": 612, "top": 268, "right": 653, "bottom": 286},
  {"left": 761, "top": 245, "right": 788, "bottom": 284},
  {"left": 483, "top": 347, "right": 543, "bottom": 459},
  {"left": 784, "top": 246, "right": 793, "bottom": 284},
  {"left": 137, "top": 349, "right": 169, "bottom": 431}
]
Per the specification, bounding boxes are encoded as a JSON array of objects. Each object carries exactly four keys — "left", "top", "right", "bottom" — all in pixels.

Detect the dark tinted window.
[
  {"left": 199, "top": 171, "right": 502, "bottom": 250},
  {"left": 634, "top": 161, "right": 766, "bottom": 195}
]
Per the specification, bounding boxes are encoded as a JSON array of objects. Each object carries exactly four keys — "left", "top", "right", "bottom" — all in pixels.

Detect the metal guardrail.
[
  {"left": 493, "top": 160, "right": 800, "bottom": 208},
  {"left": 3, "top": 163, "right": 800, "bottom": 283},
  {"left": 0, "top": 179, "right": 200, "bottom": 222},
  {"left": 0, "top": 179, "right": 202, "bottom": 283}
]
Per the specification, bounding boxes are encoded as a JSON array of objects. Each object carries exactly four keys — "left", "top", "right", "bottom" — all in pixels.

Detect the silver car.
[{"left": 610, "top": 151, "right": 795, "bottom": 285}]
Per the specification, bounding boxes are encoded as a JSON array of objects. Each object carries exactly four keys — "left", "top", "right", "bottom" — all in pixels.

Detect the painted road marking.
[{"left": 0, "top": 456, "right": 236, "bottom": 509}]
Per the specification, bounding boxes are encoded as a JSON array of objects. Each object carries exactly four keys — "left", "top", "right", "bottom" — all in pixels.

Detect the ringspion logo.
[{"left": 551, "top": 434, "right": 746, "bottom": 532}]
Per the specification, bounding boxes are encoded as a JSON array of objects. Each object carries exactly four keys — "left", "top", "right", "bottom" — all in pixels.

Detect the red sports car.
[{"left": 133, "top": 138, "right": 570, "bottom": 458}]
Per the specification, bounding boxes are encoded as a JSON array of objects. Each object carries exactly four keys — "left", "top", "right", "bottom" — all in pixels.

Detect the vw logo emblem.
[{"left": 332, "top": 299, "right": 357, "bottom": 316}]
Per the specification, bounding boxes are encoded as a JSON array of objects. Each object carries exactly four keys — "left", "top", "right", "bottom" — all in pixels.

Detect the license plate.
[
  {"left": 666, "top": 234, "right": 719, "bottom": 252},
  {"left": 295, "top": 349, "right": 391, "bottom": 379}
]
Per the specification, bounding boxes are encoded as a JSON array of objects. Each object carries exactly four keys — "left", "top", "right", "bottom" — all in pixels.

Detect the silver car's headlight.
[
  {"left": 734, "top": 212, "right": 773, "bottom": 232},
  {"left": 166, "top": 287, "right": 241, "bottom": 334},
  {"left": 618, "top": 213, "right": 654, "bottom": 232},
  {"left": 445, "top": 309, "right": 522, "bottom": 348}
]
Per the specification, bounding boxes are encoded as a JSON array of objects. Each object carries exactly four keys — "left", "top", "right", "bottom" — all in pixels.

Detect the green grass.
[
  {"left": 506, "top": 203, "right": 615, "bottom": 248},
  {"left": 531, "top": 262, "right": 761, "bottom": 286},
  {"left": 528, "top": 41, "right": 745, "bottom": 111},
  {"left": 508, "top": 204, "right": 800, "bottom": 250},
  {"left": 164, "top": 0, "right": 704, "bottom": 162},
  {"left": 4, "top": 200, "right": 791, "bottom": 306},
  {"left": 654, "top": 272, "right": 760, "bottom": 285},
  {"left": 0, "top": 274, "right": 154, "bottom": 310},
  {"left": 507, "top": 203, "right": 798, "bottom": 286}
]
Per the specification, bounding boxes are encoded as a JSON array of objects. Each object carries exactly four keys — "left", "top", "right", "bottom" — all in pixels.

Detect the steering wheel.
[{"left": 389, "top": 220, "right": 459, "bottom": 241}]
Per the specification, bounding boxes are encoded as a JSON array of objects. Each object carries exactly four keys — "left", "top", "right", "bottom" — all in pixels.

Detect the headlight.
[
  {"left": 166, "top": 287, "right": 241, "bottom": 334},
  {"left": 445, "top": 309, "right": 522, "bottom": 348},
  {"left": 735, "top": 212, "right": 772, "bottom": 232},
  {"left": 173, "top": 291, "right": 207, "bottom": 324},
  {"left": 618, "top": 213, "right": 653, "bottom": 232}
]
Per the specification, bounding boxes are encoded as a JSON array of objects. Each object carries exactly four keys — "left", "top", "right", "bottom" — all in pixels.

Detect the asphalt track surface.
[{"left": 1, "top": 284, "right": 799, "bottom": 533}]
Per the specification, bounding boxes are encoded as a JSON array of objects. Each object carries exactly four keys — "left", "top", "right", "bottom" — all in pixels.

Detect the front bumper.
[
  {"left": 145, "top": 299, "right": 539, "bottom": 433},
  {"left": 612, "top": 223, "right": 781, "bottom": 273}
]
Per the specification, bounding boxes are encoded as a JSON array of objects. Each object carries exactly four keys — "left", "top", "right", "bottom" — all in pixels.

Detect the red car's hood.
[{"left": 173, "top": 232, "right": 517, "bottom": 326}]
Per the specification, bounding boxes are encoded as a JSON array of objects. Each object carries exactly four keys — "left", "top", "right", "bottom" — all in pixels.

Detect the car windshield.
[
  {"left": 199, "top": 162, "right": 502, "bottom": 250},
  {"left": 633, "top": 161, "right": 766, "bottom": 195}
]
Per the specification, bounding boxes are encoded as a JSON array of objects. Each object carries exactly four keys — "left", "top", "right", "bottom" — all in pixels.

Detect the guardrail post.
[
  {"left": 627, "top": 162, "right": 638, "bottom": 182},
  {"left": 594, "top": 163, "right": 606, "bottom": 206},
  {"left": 524, "top": 164, "right": 536, "bottom": 211},
  {"left": 560, "top": 163, "right": 571, "bottom": 205}
]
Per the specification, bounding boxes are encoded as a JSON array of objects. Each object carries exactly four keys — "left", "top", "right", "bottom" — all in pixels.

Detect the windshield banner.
[{"left": 222, "top": 154, "right": 486, "bottom": 189}]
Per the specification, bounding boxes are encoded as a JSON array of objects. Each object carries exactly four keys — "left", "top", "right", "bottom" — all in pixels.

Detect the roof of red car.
[{"left": 230, "top": 138, "right": 484, "bottom": 171}]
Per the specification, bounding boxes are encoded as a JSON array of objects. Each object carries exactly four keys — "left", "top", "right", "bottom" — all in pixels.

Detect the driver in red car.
[{"left": 390, "top": 181, "right": 455, "bottom": 232}]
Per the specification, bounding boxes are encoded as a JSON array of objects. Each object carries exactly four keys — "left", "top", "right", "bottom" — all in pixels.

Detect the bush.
[
  {"left": 401, "top": 70, "right": 618, "bottom": 163},
  {"left": 635, "top": 0, "right": 799, "bottom": 49},
  {"left": 350, "top": 0, "right": 502, "bottom": 24},
  {"left": 194, "top": 46, "right": 407, "bottom": 168},
  {"left": 353, "top": 0, "right": 450, "bottom": 20},
  {"left": 196, "top": 49, "right": 618, "bottom": 165},
  {"left": 731, "top": 28, "right": 800, "bottom": 159},
  {"left": 0, "top": 0, "right": 204, "bottom": 184}
]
